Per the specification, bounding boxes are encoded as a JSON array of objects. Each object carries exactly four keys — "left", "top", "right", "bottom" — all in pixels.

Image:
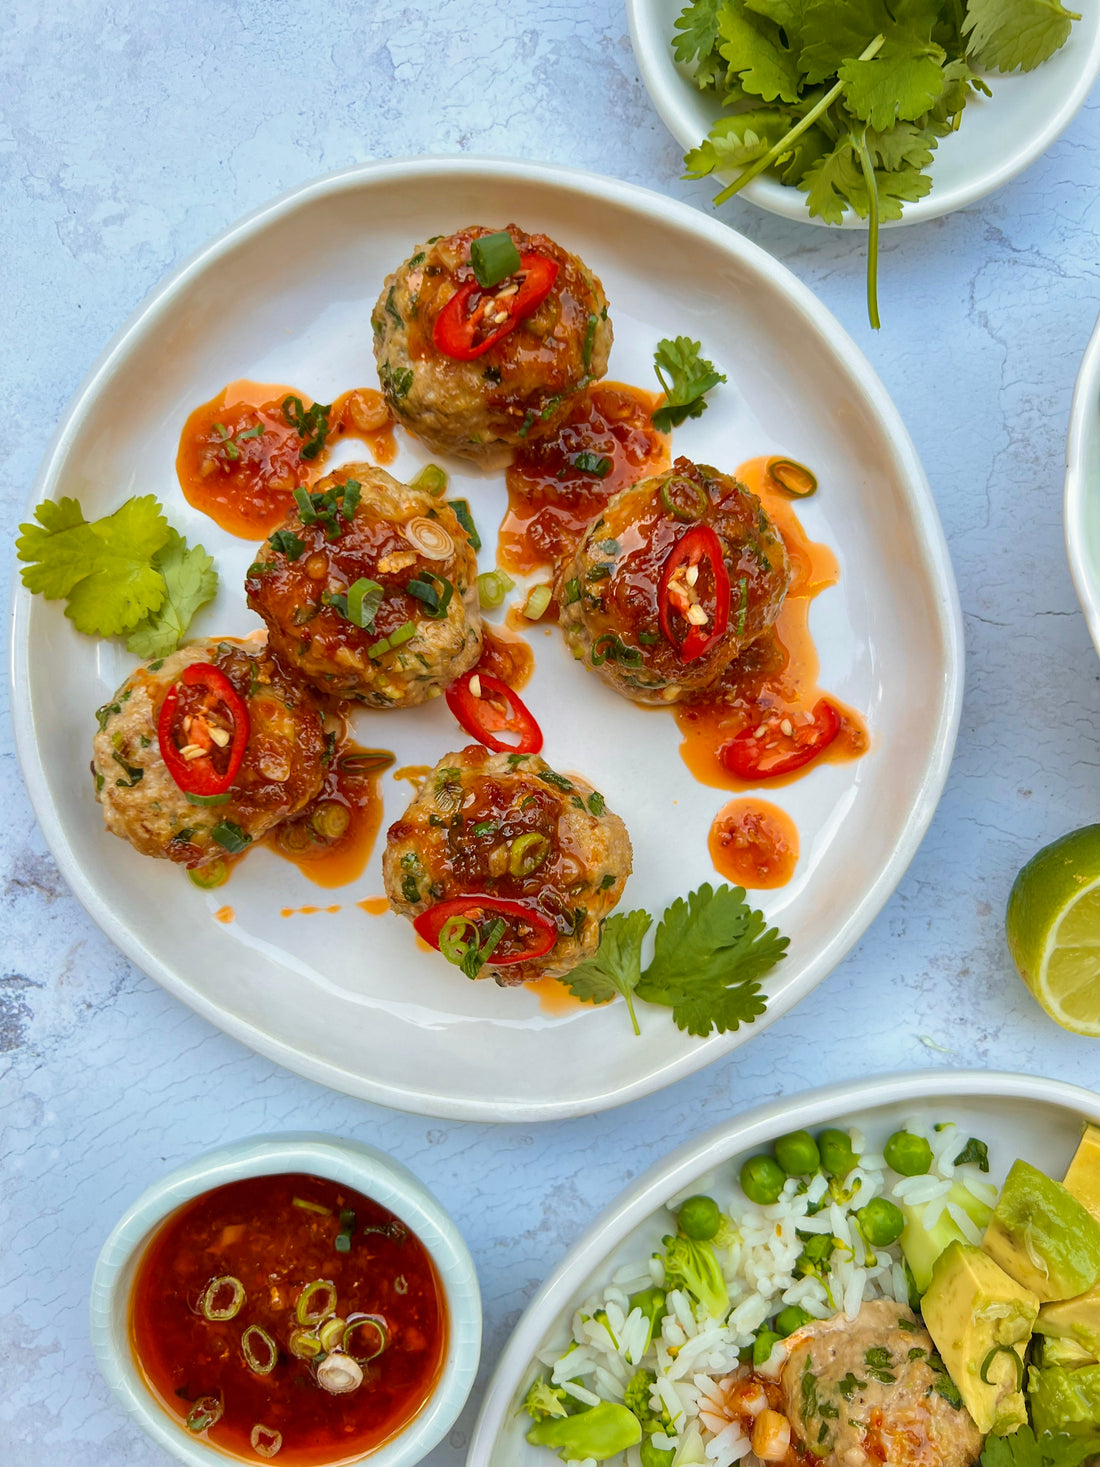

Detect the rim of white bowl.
[
  {"left": 624, "top": 0, "right": 1100, "bottom": 229},
  {"left": 466, "top": 1066, "right": 1100, "bottom": 1466},
  {"left": 10, "top": 155, "right": 963, "bottom": 1120},
  {"left": 89, "top": 1132, "right": 481, "bottom": 1467},
  {"left": 1065, "top": 309, "right": 1100, "bottom": 660}
]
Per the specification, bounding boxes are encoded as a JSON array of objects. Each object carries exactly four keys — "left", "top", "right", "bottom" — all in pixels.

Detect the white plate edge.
[
  {"left": 8, "top": 155, "right": 964, "bottom": 1123},
  {"left": 1065, "top": 306, "right": 1100, "bottom": 661}
]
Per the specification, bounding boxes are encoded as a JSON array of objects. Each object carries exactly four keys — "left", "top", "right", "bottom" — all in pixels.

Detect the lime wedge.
[{"left": 1006, "top": 825, "right": 1100, "bottom": 1036}]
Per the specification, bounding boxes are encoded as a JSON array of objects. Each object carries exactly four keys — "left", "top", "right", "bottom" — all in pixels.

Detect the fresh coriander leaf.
[
  {"left": 16, "top": 498, "right": 100, "bottom": 598},
  {"left": 839, "top": 35, "right": 947, "bottom": 130},
  {"left": 652, "top": 337, "right": 726, "bottom": 432},
  {"left": 562, "top": 909, "right": 653, "bottom": 1035},
  {"left": 964, "top": 0, "right": 1080, "bottom": 74},
  {"left": 800, "top": 0, "right": 890, "bottom": 84},
  {"left": 125, "top": 530, "right": 219, "bottom": 659},
  {"left": 744, "top": 0, "right": 810, "bottom": 53},
  {"left": 953, "top": 1136, "right": 990, "bottom": 1171},
  {"left": 864, "top": 121, "right": 936, "bottom": 171},
  {"left": 65, "top": 495, "right": 172, "bottom": 636},
  {"left": 717, "top": 1, "right": 802, "bottom": 104},
  {"left": 800, "top": 139, "right": 863, "bottom": 224},
  {"left": 635, "top": 882, "right": 788, "bottom": 1037},
  {"left": 684, "top": 108, "right": 797, "bottom": 177},
  {"left": 673, "top": 0, "right": 723, "bottom": 64}
]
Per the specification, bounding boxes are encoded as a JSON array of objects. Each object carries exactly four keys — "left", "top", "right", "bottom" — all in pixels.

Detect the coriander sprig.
[{"left": 563, "top": 882, "right": 788, "bottom": 1037}]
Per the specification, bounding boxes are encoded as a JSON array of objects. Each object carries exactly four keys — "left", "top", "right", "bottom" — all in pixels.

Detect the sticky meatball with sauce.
[
  {"left": 371, "top": 224, "right": 612, "bottom": 468},
  {"left": 558, "top": 458, "right": 791, "bottom": 706},
  {"left": 383, "top": 746, "right": 632, "bottom": 985},
  {"left": 92, "top": 639, "right": 327, "bottom": 868},
  {"left": 778, "top": 1300, "right": 983, "bottom": 1467},
  {"left": 245, "top": 464, "right": 481, "bottom": 708}
]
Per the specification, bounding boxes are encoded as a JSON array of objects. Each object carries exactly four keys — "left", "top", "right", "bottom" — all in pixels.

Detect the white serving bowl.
[
  {"left": 626, "top": 0, "right": 1100, "bottom": 227},
  {"left": 1066, "top": 310, "right": 1100, "bottom": 659},
  {"left": 90, "top": 1133, "right": 481, "bottom": 1467}
]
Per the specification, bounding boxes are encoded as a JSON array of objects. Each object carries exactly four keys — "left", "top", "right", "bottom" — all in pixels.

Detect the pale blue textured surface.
[{"left": 3, "top": 3, "right": 1100, "bottom": 1463}]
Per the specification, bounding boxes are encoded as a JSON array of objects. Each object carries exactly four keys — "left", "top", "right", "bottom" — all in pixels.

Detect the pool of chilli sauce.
[
  {"left": 129, "top": 1173, "right": 447, "bottom": 1465},
  {"left": 503, "top": 385, "right": 868, "bottom": 891}
]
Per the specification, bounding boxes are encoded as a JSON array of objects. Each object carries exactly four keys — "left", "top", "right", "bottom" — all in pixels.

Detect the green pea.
[
  {"left": 774, "top": 1129, "right": 821, "bottom": 1177},
  {"left": 818, "top": 1127, "right": 857, "bottom": 1179},
  {"left": 856, "top": 1197, "right": 905, "bottom": 1247},
  {"left": 628, "top": 1286, "right": 667, "bottom": 1353},
  {"left": 884, "top": 1130, "right": 932, "bottom": 1176},
  {"left": 752, "top": 1327, "right": 783, "bottom": 1366},
  {"left": 775, "top": 1304, "right": 813, "bottom": 1337},
  {"left": 677, "top": 1195, "right": 721, "bottom": 1241},
  {"left": 740, "top": 1154, "right": 786, "bottom": 1205}
]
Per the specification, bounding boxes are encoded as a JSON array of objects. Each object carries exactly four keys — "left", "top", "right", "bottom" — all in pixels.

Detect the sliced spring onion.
[
  {"left": 439, "top": 915, "right": 481, "bottom": 967},
  {"left": 335, "top": 1207, "right": 356, "bottom": 1254},
  {"left": 768, "top": 457, "right": 817, "bottom": 497},
  {"left": 478, "top": 917, "right": 507, "bottom": 966},
  {"left": 735, "top": 576, "right": 748, "bottom": 639},
  {"left": 292, "top": 1196, "right": 332, "bottom": 1215},
  {"left": 200, "top": 1276, "right": 245, "bottom": 1321},
  {"left": 187, "top": 860, "right": 229, "bottom": 891},
  {"left": 980, "top": 1344, "right": 1024, "bottom": 1391},
  {"left": 470, "top": 231, "right": 521, "bottom": 288},
  {"left": 523, "top": 584, "right": 552, "bottom": 620},
  {"left": 241, "top": 1324, "right": 278, "bottom": 1376},
  {"left": 591, "top": 632, "right": 643, "bottom": 667},
  {"left": 186, "top": 1394, "right": 224, "bottom": 1433},
  {"left": 563, "top": 578, "right": 581, "bottom": 606},
  {"left": 251, "top": 1424, "right": 283, "bottom": 1459},
  {"left": 316, "top": 1352, "right": 364, "bottom": 1394},
  {"left": 509, "top": 832, "right": 550, "bottom": 877},
  {"left": 406, "top": 573, "right": 454, "bottom": 619},
  {"left": 343, "top": 1313, "right": 390, "bottom": 1362},
  {"left": 318, "top": 1315, "right": 348, "bottom": 1351},
  {"left": 288, "top": 1326, "right": 324, "bottom": 1360},
  {"left": 573, "top": 451, "right": 611, "bottom": 478},
  {"left": 277, "top": 822, "right": 315, "bottom": 855},
  {"left": 411, "top": 463, "right": 448, "bottom": 497},
  {"left": 346, "top": 577, "right": 383, "bottom": 630},
  {"left": 338, "top": 749, "right": 395, "bottom": 775},
  {"left": 185, "top": 790, "right": 231, "bottom": 807},
  {"left": 660, "top": 475, "right": 708, "bottom": 521},
  {"left": 448, "top": 498, "right": 481, "bottom": 551},
  {"left": 296, "top": 1279, "right": 338, "bottom": 1327},
  {"left": 477, "top": 569, "right": 514, "bottom": 610},
  {"left": 311, "top": 801, "right": 350, "bottom": 842},
  {"left": 368, "top": 621, "right": 417, "bottom": 657},
  {"left": 404, "top": 516, "right": 454, "bottom": 560},
  {"left": 211, "top": 820, "right": 252, "bottom": 855}
]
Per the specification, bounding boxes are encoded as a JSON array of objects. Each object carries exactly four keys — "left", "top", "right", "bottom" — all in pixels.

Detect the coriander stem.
[
  {"left": 623, "top": 989, "right": 642, "bottom": 1037},
  {"left": 712, "top": 34, "right": 885, "bottom": 207},
  {"left": 853, "top": 129, "right": 881, "bottom": 330}
]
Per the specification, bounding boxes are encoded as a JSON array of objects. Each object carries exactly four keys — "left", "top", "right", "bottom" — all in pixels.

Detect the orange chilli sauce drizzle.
[
  {"left": 177, "top": 381, "right": 395, "bottom": 539},
  {"left": 709, "top": 799, "right": 799, "bottom": 890},
  {"left": 500, "top": 381, "right": 670, "bottom": 574},
  {"left": 128, "top": 1172, "right": 447, "bottom": 1466},
  {"left": 266, "top": 739, "right": 391, "bottom": 891},
  {"left": 676, "top": 457, "right": 869, "bottom": 798}
]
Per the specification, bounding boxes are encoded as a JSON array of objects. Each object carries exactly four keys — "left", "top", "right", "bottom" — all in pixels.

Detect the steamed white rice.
[{"left": 532, "top": 1118, "right": 996, "bottom": 1467}]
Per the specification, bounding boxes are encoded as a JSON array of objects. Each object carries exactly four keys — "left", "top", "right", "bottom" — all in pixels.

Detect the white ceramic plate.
[
  {"left": 10, "top": 157, "right": 962, "bottom": 1121},
  {"left": 626, "top": 0, "right": 1100, "bottom": 228},
  {"left": 467, "top": 1068, "right": 1100, "bottom": 1466},
  {"left": 1066, "top": 310, "right": 1100, "bottom": 659}
]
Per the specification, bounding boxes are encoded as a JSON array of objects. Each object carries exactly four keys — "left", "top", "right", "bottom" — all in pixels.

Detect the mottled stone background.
[{"left": 3, "top": 2, "right": 1100, "bottom": 1462}]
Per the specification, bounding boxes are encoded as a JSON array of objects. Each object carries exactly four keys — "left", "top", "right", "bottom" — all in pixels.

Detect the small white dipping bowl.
[{"left": 90, "top": 1133, "right": 481, "bottom": 1467}]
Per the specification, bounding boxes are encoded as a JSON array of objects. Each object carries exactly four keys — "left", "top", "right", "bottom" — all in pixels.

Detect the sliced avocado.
[
  {"left": 1037, "top": 1334, "right": 1097, "bottom": 1369},
  {"left": 1036, "top": 1280, "right": 1100, "bottom": 1360},
  {"left": 1027, "top": 1362, "right": 1100, "bottom": 1436},
  {"left": 982, "top": 1159, "right": 1100, "bottom": 1302},
  {"left": 1064, "top": 1123, "right": 1100, "bottom": 1220},
  {"left": 900, "top": 1181, "right": 994, "bottom": 1293},
  {"left": 921, "top": 1240, "right": 1038, "bottom": 1435}
]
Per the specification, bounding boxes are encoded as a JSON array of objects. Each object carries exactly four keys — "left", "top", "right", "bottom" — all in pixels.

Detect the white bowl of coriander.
[{"left": 628, "top": 0, "right": 1100, "bottom": 230}]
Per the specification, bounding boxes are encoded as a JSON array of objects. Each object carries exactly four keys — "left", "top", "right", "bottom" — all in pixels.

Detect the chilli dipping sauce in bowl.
[{"left": 90, "top": 1134, "right": 480, "bottom": 1467}]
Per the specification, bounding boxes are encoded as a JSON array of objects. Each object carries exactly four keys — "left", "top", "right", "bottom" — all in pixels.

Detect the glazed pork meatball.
[
  {"left": 779, "top": 1300, "right": 983, "bottom": 1467},
  {"left": 383, "top": 745, "right": 632, "bottom": 985},
  {"left": 372, "top": 224, "right": 612, "bottom": 468},
  {"left": 92, "top": 638, "right": 326, "bottom": 868},
  {"left": 559, "top": 457, "right": 791, "bottom": 705},
  {"left": 245, "top": 464, "right": 481, "bottom": 707}
]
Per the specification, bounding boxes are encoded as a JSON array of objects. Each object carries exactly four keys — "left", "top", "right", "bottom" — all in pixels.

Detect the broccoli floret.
[
  {"left": 624, "top": 1368, "right": 657, "bottom": 1420},
  {"left": 523, "top": 1375, "right": 570, "bottom": 1422},
  {"left": 661, "top": 1234, "right": 729, "bottom": 1321},
  {"left": 623, "top": 1369, "right": 675, "bottom": 1467}
]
